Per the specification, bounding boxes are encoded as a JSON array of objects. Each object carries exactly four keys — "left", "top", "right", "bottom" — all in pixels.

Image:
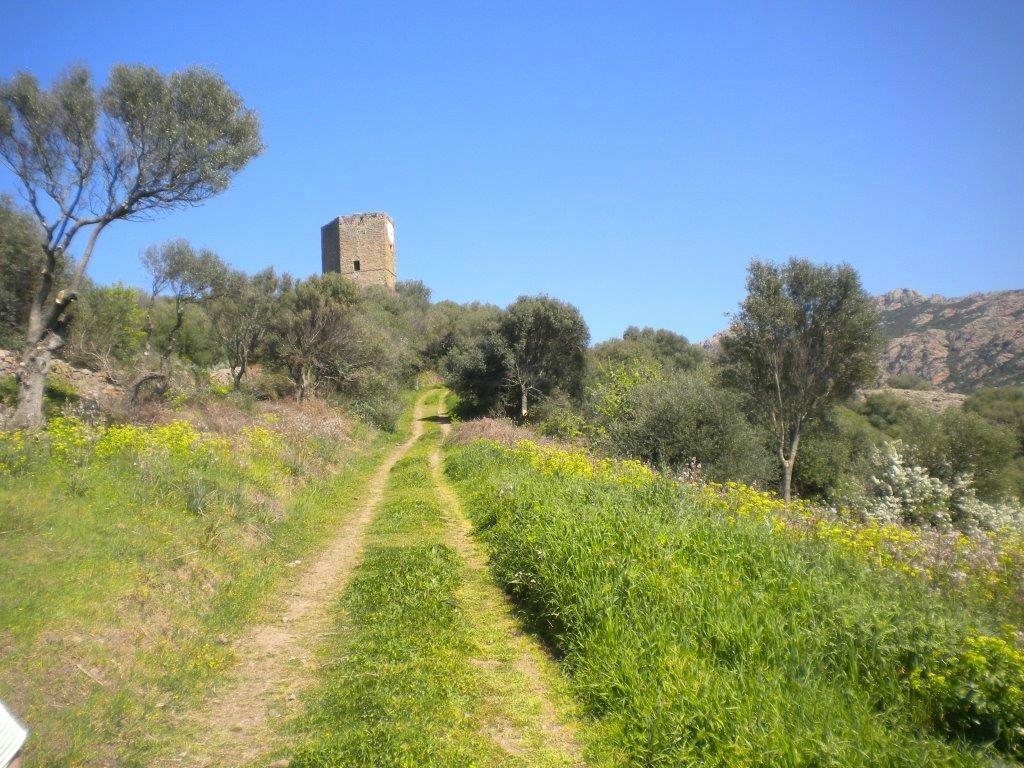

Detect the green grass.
[
  {"left": 0, "top": 408, "right": 404, "bottom": 767},
  {"left": 286, "top": 396, "right": 580, "bottom": 767},
  {"left": 288, "top": 420, "right": 511, "bottom": 767},
  {"left": 445, "top": 441, "right": 1012, "bottom": 767}
]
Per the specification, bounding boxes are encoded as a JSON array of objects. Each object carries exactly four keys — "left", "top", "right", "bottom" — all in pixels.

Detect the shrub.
[
  {"left": 596, "top": 370, "right": 772, "bottom": 483},
  {"left": 0, "top": 195, "right": 47, "bottom": 349},
  {"left": 532, "top": 389, "right": 585, "bottom": 441},
  {"left": 859, "top": 441, "right": 1024, "bottom": 533},
  {"left": 964, "top": 387, "right": 1024, "bottom": 453},
  {"left": 859, "top": 391, "right": 920, "bottom": 433},
  {"left": 863, "top": 441, "right": 959, "bottom": 528},
  {"left": 65, "top": 282, "right": 145, "bottom": 369},
  {"left": 792, "top": 408, "right": 882, "bottom": 500},
  {"left": 858, "top": 396, "right": 1018, "bottom": 502},
  {"left": 348, "top": 391, "right": 402, "bottom": 432},
  {"left": 911, "top": 633, "right": 1024, "bottom": 755},
  {"left": 937, "top": 409, "right": 1018, "bottom": 500},
  {"left": 889, "top": 373, "right": 934, "bottom": 390},
  {"left": 585, "top": 358, "right": 662, "bottom": 426},
  {"left": 247, "top": 371, "right": 294, "bottom": 401},
  {"left": 336, "top": 369, "right": 404, "bottom": 431}
]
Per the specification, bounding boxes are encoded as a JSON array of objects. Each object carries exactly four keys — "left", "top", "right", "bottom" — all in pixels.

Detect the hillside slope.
[{"left": 877, "top": 288, "right": 1024, "bottom": 392}]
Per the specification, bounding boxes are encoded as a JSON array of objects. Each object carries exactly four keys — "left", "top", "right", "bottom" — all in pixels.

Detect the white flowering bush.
[
  {"left": 950, "top": 486, "right": 1024, "bottom": 533},
  {"left": 862, "top": 441, "right": 1024, "bottom": 533}
]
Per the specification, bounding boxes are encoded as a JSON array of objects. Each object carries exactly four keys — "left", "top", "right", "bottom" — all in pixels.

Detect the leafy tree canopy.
[
  {"left": 592, "top": 326, "right": 704, "bottom": 374},
  {"left": 721, "top": 258, "right": 881, "bottom": 500},
  {"left": 499, "top": 295, "right": 590, "bottom": 419}
]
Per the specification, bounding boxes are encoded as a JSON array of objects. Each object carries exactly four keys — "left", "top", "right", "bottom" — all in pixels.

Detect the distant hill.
[
  {"left": 877, "top": 288, "right": 1024, "bottom": 393},
  {"left": 702, "top": 288, "right": 1024, "bottom": 394}
]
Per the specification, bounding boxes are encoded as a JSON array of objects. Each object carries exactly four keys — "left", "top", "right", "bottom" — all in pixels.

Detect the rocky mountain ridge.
[{"left": 877, "top": 288, "right": 1024, "bottom": 392}]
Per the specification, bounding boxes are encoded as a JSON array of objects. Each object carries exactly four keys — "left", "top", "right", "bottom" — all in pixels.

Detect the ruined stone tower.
[{"left": 320, "top": 212, "right": 396, "bottom": 289}]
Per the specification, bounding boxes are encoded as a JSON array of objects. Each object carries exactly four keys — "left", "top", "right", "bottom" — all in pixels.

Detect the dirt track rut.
[{"left": 159, "top": 393, "right": 432, "bottom": 767}]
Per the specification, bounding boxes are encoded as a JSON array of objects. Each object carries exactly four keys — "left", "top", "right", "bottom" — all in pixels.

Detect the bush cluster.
[{"left": 857, "top": 441, "right": 1024, "bottom": 533}]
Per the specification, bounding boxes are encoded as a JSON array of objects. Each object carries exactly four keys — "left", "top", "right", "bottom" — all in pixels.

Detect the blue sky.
[{"left": 1, "top": 1, "right": 1021, "bottom": 342}]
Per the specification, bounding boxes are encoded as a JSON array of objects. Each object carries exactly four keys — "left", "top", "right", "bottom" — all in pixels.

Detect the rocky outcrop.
[
  {"left": 856, "top": 386, "right": 967, "bottom": 412},
  {"left": 0, "top": 349, "right": 122, "bottom": 402},
  {"left": 877, "top": 289, "right": 1024, "bottom": 392}
]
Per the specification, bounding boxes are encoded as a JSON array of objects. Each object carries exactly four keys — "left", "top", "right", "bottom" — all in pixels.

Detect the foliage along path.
[{"left": 159, "top": 389, "right": 586, "bottom": 767}]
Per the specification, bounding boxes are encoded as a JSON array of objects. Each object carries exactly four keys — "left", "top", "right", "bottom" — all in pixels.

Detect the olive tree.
[
  {"left": 0, "top": 64, "right": 262, "bottom": 427},
  {"left": 591, "top": 326, "right": 705, "bottom": 374},
  {"left": 141, "top": 241, "right": 227, "bottom": 363},
  {"left": 598, "top": 369, "right": 773, "bottom": 484},
  {"left": 721, "top": 259, "right": 881, "bottom": 501},
  {"left": 500, "top": 296, "right": 590, "bottom": 420},
  {"left": 132, "top": 241, "right": 227, "bottom": 400},
  {"left": 434, "top": 302, "right": 508, "bottom": 416},
  {"left": 269, "top": 274, "right": 362, "bottom": 402},
  {"left": 209, "top": 268, "right": 281, "bottom": 388}
]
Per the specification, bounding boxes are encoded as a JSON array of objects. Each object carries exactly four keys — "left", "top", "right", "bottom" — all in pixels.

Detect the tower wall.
[{"left": 320, "top": 212, "right": 396, "bottom": 289}]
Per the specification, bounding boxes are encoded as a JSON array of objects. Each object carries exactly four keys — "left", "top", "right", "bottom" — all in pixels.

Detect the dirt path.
[
  {"left": 160, "top": 393, "right": 433, "bottom": 768},
  {"left": 429, "top": 398, "right": 585, "bottom": 766}
]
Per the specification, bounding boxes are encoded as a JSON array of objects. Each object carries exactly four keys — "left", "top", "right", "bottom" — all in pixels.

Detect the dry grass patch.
[{"left": 448, "top": 417, "right": 548, "bottom": 447}]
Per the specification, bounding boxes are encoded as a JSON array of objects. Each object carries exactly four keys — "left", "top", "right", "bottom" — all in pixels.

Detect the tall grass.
[
  {"left": 0, "top": 409, "right": 395, "bottom": 766},
  {"left": 445, "top": 440, "right": 1013, "bottom": 766}
]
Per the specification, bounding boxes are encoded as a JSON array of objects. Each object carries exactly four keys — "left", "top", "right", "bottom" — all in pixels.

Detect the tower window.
[{"left": 353, "top": 260, "right": 360, "bottom": 271}]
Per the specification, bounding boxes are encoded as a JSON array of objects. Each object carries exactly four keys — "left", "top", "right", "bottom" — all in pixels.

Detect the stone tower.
[{"left": 320, "top": 212, "right": 396, "bottom": 289}]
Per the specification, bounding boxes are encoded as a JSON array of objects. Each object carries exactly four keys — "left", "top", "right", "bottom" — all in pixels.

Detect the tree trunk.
[
  {"left": 161, "top": 304, "right": 185, "bottom": 371},
  {"left": 142, "top": 298, "right": 156, "bottom": 361},
  {"left": 13, "top": 287, "right": 76, "bottom": 430},
  {"left": 12, "top": 219, "right": 106, "bottom": 429},
  {"left": 778, "top": 428, "right": 801, "bottom": 503},
  {"left": 295, "top": 366, "right": 310, "bottom": 402},
  {"left": 519, "top": 383, "right": 529, "bottom": 421},
  {"left": 781, "top": 458, "right": 794, "bottom": 503},
  {"left": 14, "top": 248, "right": 74, "bottom": 429},
  {"left": 232, "top": 359, "right": 246, "bottom": 389},
  {"left": 12, "top": 338, "right": 56, "bottom": 430}
]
